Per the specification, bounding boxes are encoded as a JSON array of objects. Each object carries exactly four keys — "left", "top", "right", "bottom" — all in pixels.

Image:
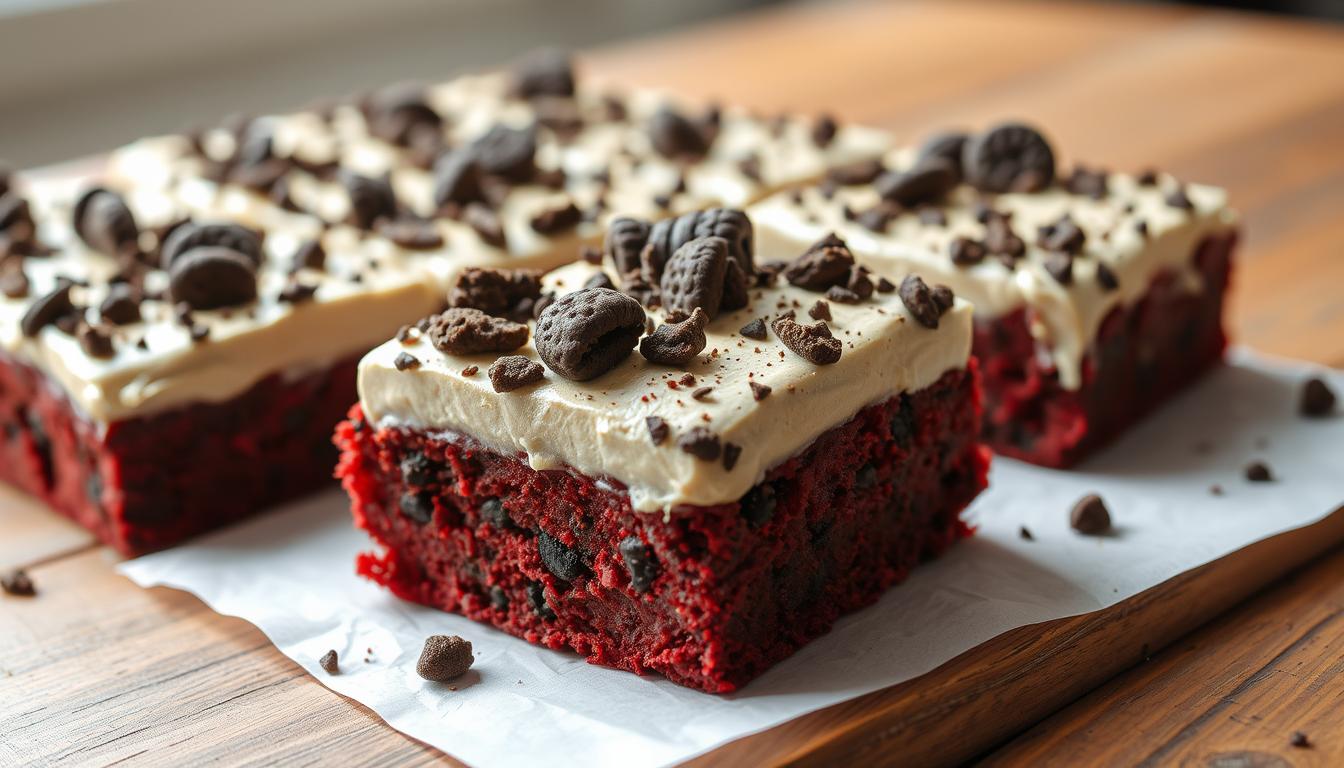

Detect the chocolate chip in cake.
[
  {"left": 1066, "top": 165, "right": 1109, "bottom": 199},
  {"left": 319, "top": 650, "right": 340, "bottom": 675},
  {"left": 784, "top": 232, "right": 855, "bottom": 291},
  {"left": 748, "top": 380, "right": 772, "bottom": 401},
  {"left": 425, "top": 308, "right": 529, "bottom": 355},
  {"left": 826, "top": 158, "right": 884, "bottom": 186},
  {"left": 648, "top": 106, "right": 710, "bottom": 159},
  {"left": 605, "top": 217, "right": 652, "bottom": 276},
  {"left": 640, "top": 307, "right": 708, "bottom": 366},
  {"left": 1043, "top": 252, "right": 1074, "bottom": 285},
  {"left": 898, "top": 274, "right": 947, "bottom": 329},
  {"left": 1, "top": 568, "right": 35, "bottom": 597},
  {"left": 1245, "top": 461, "right": 1274, "bottom": 482},
  {"left": 530, "top": 200, "right": 582, "bottom": 235},
  {"left": 399, "top": 492, "right": 434, "bottom": 524},
  {"left": 534, "top": 287, "right": 645, "bottom": 381},
  {"left": 949, "top": 236, "right": 987, "bottom": 267},
  {"left": 660, "top": 236, "right": 730, "bottom": 320},
  {"left": 73, "top": 187, "right": 139, "bottom": 257},
  {"left": 99, "top": 284, "right": 142, "bottom": 325},
  {"left": 962, "top": 122, "right": 1055, "bottom": 193},
  {"left": 416, "top": 635, "right": 473, "bottom": 682},
  {"left": 1069, "top": 494, "right": 1111, "bottom": 535},
  {"left": 472, "top": 124, "right": 538, "bottom": 182},
  {"left": 378, "top": 218, "right": 444, "bottom": 250},
  {"left": 771, "top": 316, "right": 842, "bottom": 365},
  {"left": 1300, "top": 377, "right": 1337, "bottom": 417},
  {"left": 677, "top": 426, "right": 722, "bottom": 461},
  {"left": 740, "top": 484, "right": 776, "bottom": 527},
  {"left": 394, "top": 352, "right": 421, "bottom": 371},
  {"left": 400, "top": 451, "right": 434, "bottom": 485},
  {"left": 77, "top": 323, "right": 115, "bottom": 359},
  {"left": 20, "top": 282, "right": 76, "bottom": 337},
  {"left": 875, "top": 157, "right": 959, "bottom": 207},
  {"left": 646, "top": 416, "right": 669, "bottom": 445},
  {"left": 450, "top": 267, "right": 543, "bottom": 322},
  {"left": 1096, "top": 262, "right": 1119, "bottom": 291},
  {"left": 739, "top": 317, "right": 768, "bottom": 341},
  {"left": 464, "top": 203, "right": 508, "bottom": 250},
  {"left": 917, "top": 131, "right": 969, "bottom": 180},
  {"left": 342, "top": 172, "right": 398, "bottom": 229},
  {"left": 488, "top": 355, "right": 544, "bottom": 392},
  {"left": 169, "top": 247, "right": 258, "bottom": 310},
  {"left": 538, "top": 531, "right": 587, "bottom": 581},
  {"left": 511, "top": 48, "right": 575, "bottom": 99}
]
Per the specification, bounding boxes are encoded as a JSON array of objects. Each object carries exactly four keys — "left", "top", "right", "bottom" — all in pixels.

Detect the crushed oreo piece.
[
  {"left": 471, "top": 124, "right": 538, "bottom": 182},
  {"left": 1096, "top": 262, "right": 1119, "bottom": 291},
  {"left": 917, "top": 131, "right": 969, "bottom": 180},
  {"left": 749, "top": 381, "right": 772, "bottom": 401},
  {"left": 424, "top": 308, "right": 529, "bottom": 355},
  {"left": 319, "top": 650, "right": 340, "bottom": 675},
  {"left": 875, "top": 157, "right": 958, "bottom": 206},
  {"left": 930, "top": 284, "right": 955, "bottom": 314},
  {"left": 962, "top": 122, "right": 1055, "bottom": 193},
  {"left": 1245, "top": 461, "right": 1274, "bottom": 482},
  {"left": 530, "top": 200, "right": 582, "bottom": 235},
  {"left": 378, "top": 218, "right": 444, "bottom": 250},
  {"left": 77, "top": 323, "right": 115, "bottom": 359},
  {"left": 898, "top": 274, "right": 947, "bottom": 329},
  {"left": 365, "top": 82, "right": 442, "bottom": 148},
  {"left": 1165, "top": 186, "right": 1194, "bottom": 211},
  {"left": 677, "top": 426, "right": 722, "bottom": 461},
  {"left": 648, "top": 105, "right": 710, "bottom": 158},
  {"left": 534, "top": 287, "right": 645, "bottom": 380},
  {"left": 826, "top": 158, "right": 884, "bottom": 186},
  {"left": 876, "top": 276, "right": 896, "bottom": 293},
  {"left": 739, "top": 317, "right": 768, "bottom": 340},
  {"left": 277, "top": 281, "right": 318, "bottom": 304},
  {"left": 169, "top": 247, "right": 259, "bottom": 310},
  {"left": 1069, "top": 494, "right": 1111, "bottom": 535},
  {"left": 772, "top": 316, "right": 842, "bottom": 364},
  {"left": 984, "top": 216, "right": 1025, "bottom": 260},
  {"left": 722, "top": 443, "right": 742, "bottom": 471},
  {"left": 808, "top": 300, "right": 831, "bottom": 321},
  {"left": 293, "top": 239, "right": 326, "bottom": 271},
  {"left": 1038, "top": 215, "right": 1086, "bottom": 255},
  {"left": 784, "top": 232, "right": 855, "bottom": 291},
  {"left": 646, "top": 416, "right": 669, "bottom": 445},
  {"left": 1300, "top": 377, "right": 1337, "bottom": 417},
  {"left": 1043, "top": 252, "right": 1074, "bottom": 285},
  {"left": 488, "top": 355, "right": 544, "bottom": 392},
  {"left": 949, "top": 236, "right": 987, "bottom": 267},
  {"left": 1290, "top": 731, "right": 1311, "bottom": 749},
  {"left": 618, "top": 536, "right": 659, "bottom": 593},
  {"left": 811, "top": 114, "right": 838, "bottom": 147},
  {"left": 1065, "top": 165, "right": 1109, "bottom": 199},
  {"left": 394, "top": 352, "right": 421, "bottom": 371},
  {"left": 826, "top": 285, "right": 861, "bottom": 304},
  {"left": 640, "top": 307, "right": 708, "bottom": 366},
  {"left": 538, "top": 531, "right": 586, "bottom": 581},
  {"left": 0, "top": 261, "right": 29, "bottom": 300},
  {"left": 511, "top": 48, "right": 575, "bottom": 99},
  {"left": 20, "top": 282, "right": 76, "bottom": 338},
  {"left": 342, "top": 172, "right": 398, "bottom": 229},
  {"left": 416, "top": 634, "right": 473, "bottom": 682},
  {"left": 1, "top": 568, "right": 35, "bottom": 597},
  {"left": 1019, "top": 526, "right": 1034, "bottom": 541},
  {"left": 463, "top": 203, "right": 508, "bottom": 249},
  {"left": 450, "top": 267, "right": 543, "bottom": 322},
  {"left": 431, "top": 149, "right": 484, "bottom": 208}
]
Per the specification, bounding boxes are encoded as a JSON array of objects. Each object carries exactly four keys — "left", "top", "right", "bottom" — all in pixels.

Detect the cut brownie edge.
[
  {"left": 336, "top": 364, "right": 988, "bottom": 693},
  {"left": 979, "top": 230, "right": 1236, "bottom": 467}
]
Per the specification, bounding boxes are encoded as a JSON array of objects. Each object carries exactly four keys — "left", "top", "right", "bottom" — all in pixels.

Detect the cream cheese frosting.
[
  {"left": 358, "top": 261, "right": 972, "bottom": 512},
  {"left": 749, "top": 149, "right": 1238, "bottom": 389}
]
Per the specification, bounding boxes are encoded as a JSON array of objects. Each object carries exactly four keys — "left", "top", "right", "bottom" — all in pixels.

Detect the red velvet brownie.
[
  {"left": 751, "top": 124, "right": 1238, "bottom": 467},
  {"left": 1, "top": 52, "right": 887, "bottom": 554},
  {"left": 337, "top": 212, "right": 989, "bottom": 692}
]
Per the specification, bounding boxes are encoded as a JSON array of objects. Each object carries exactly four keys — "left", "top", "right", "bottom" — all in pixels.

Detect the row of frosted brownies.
[{"left": 0, "top": 51, "right": 1237, "bottom": 692}]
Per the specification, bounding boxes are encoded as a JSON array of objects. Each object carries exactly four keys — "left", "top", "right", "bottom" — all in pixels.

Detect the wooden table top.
[{"left": 4, "top": 1, "right": 1344, "bottom": 765}]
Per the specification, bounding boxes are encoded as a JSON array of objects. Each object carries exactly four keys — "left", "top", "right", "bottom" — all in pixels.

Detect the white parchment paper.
[{"left": 120, "top": 349, "right": 1344, "bottom": 768}]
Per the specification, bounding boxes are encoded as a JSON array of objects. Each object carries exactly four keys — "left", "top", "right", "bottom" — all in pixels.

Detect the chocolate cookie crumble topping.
[
  {"left": 534, "top": 287, "right": 645, "bottom": 380},
  {"left": 640, "top": 307, "right": 708, "bottom": 366},
  {"left": 424, "top": 308, "right": 529, "bottom": 355},
  {"left": 488, "top": 355, "right": 545, "bottom": 392}
]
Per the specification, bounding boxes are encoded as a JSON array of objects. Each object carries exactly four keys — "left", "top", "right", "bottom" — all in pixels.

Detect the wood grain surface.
[{"left": 3, "top": 0, "right": 1344, "bottom": 765}]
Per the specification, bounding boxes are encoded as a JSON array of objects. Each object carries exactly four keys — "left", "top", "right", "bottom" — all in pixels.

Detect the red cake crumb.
[
  {"left": 0, "top": 352, "right": 362, "bottom": 555},
  {"left": 976, "top": 231, "right": 1235, "bottom": 468},
  {"left": 336, "top": 366, "right": 989, "bottom": 693}
]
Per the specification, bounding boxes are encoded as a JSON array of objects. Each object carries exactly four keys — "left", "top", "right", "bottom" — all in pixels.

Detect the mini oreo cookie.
[
  {"left": 161, "top": 222, "right": 264, "bottom": 269},
  {"left": 640, "top": 307, "right": 708, "bottom": 366},
  {"left": 169, "top": 247, "right": 258, "bottom": 311},
  {"left": 962, "top": 122, "right": 1055, "bottom": 193},
  {"left": 424, "top": 308, "right": 529, "bottom": 355},
  {"left": 660, "top": 237, "right": 730, "bottom": 320},
  {"left": 534, "top": 287, "right": 645, "bottom": 381}
]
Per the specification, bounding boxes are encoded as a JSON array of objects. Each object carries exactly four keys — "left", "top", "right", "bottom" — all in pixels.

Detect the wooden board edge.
[{"left": 689, "top": 506, "right": 1344, "bottom": 767}]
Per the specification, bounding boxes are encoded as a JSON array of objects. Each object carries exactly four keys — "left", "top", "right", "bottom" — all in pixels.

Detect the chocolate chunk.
[
  {"left": 378, "top": 218, "right": 444, "bottom": 250},
  {"left": 931, "top": 284, "right": 955, "bottom": 315},
  {"left": 949, "top": 236, "right": 987, "bottom": 266},
  {"left": 399, "top": 491, "right": 434, "bottom": 524},
  {"left": 1300, "top": 377, "right": 1337, "bottom": 417},
  {"left": 1, "top": 262, "right": 30, "bottom": 299},
  {"left": 1069, "top": 494, "right": 1111, "bottom": 535},
  {"left": 898, "top": 274, "right": 947, "bottom": 329},
  {"left": 277, "top": 281, "right": 318, "bottom": 304},
  {"left": 0, "top": 193, "right": 33, "bottom": 236},
  {"left": 660, "top": 236, "right": 729, "bottom": 320},
  {"left": 722, "top": 442, "right": 742, "bottom": 471},
  {"left": 77, "top": 323, "right": 114, "bottom": 359},
  {"left": 431, "top": 149, "right": 483, "bottom": 208},
  {"left": 293, "top": 239, "right": 326, "bottom": 271},
  {"left": 169, "top": 247, "right": 258, "bottom": 310},
  {"left": 538, "top": 531, "right": 586, "bottom": 581},
  {"left": 740, "top": 484, "right": 776, "bottom": 527},
  {"left": 529, "top": 200, "right": 582, "bottom": 234},
  {"left": 1096, "top": 262, "right": 1119, "bottom": 291},
  {"left": 739, "top": 317, "right": 767, "bottom": 340},
  {"left": 749, "top": 381, "right": 772, "bottom": 401},
  {"left": 619, "top": 536, "right": 659, "bottom": 593},
  {"left": 984, "top": 216, "right": 1026, "bottom": 260},
  {"left": 1, "top": 568, "right": 35, "bottom": 597},
  {"left": 424, "top": 308, "right": 528, "bottom": 355},
  {"left": 365, "top": 83, "right": 442, "bottom": 147},
  {"left": 1245, "top": 461, "right": 1274, "bottom": 482},
  {"left": 1166, "top": 186, "right": 1195, "bottom": 211},
  {"left": 962, "top": 122, "right": 1055, "bottom": 193},
  {"left": 648, "top": 106, "right": 709, "bottom": 158},
  {"left": 488, "top": 355, "right": 544, "bottom": 392},
  {"left": 784, "top": 232, "right": 855, "bottom": 290},
  {"left": 416, "top": 635, "right": 473, "bottom": 682},
  {"left": 393, "top": 352, "right": 421, "bottom": 371},
  {"left": 1065, "top": 165, "right": 1109, "bottom": 199},
  {"left": 342, "top": 173, "right": 398, "bottom": 229},
  {"left": 677, "top": 426, "right": 722, "bottom": 461},
  {"left": 73, "top": 187, "right": 139, "bottom": 257},
  {"left": 826, "top": 285, "right": 861, "bottom": 304},
  {"left": 772, "top": 316, "right": 842, "bottom": 364},
  {"left": 875, "top": 157, "right": 958, "bottom": 206},
  {"left": 646, "top": 416, "right": 669, "bottom": 445},
  {"left": 20, "top": 282, "right": 75, "bottom": 337},
  {"left": 826, "top": 158, "right": 884, "bottom": 186},
  {"left": 1038, "top": 215, "right": 1086, "bottom": 255},
  {"left": 1043, "top": 253, "right": 1074, "bottom": 285},
  {"left": 472, "top": 124, "right": 537, "bottom": 182},
  {"left": 463, "top": 203, "right": 507, "bottom": 249},
  {"left": 808, "top": 300, "right": 831, "bottom": 321},
  {"left": 511, "top": 48, "right": 575, "bottom": 99},
  {"left": 604, "top": 217, "right": 652, "bottom": 276},
  {"left": 161, "top": 222, "right": 264, "bottom": 269},
  {"left": 640, "top": 307, "right": 708, "bottom": 366},
  {"left": 450, "top": 267, "right": 543, "bottom": 321},
  {"left": 917, "top": 131, "right": 969, "bottom": 180},
  {"left": 811, "top": 114, "right": 838, "bottom": 148},
  {"left": 534, "top": 287, "right": 645, "bottom": 380},
  {"left": 319, "top": 650, "right": 339, "bottom": 675}
]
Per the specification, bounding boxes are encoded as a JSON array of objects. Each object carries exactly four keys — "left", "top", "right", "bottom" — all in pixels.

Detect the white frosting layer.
[
  {"left": 358, "top": 262, "right": 972, "bottom": 512},
  {"left": 750, "top": 152, "right": 1237, "bottom": 389}
]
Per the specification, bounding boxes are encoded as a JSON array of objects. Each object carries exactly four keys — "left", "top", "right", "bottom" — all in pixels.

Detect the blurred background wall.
[{"left": 0, "top": 0, "right": 1340, "bottom": 168}]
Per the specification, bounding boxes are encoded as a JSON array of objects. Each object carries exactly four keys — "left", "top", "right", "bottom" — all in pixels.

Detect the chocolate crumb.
[
  {"left": 646, "top": 416, "right": 669, "bottom": 445},
  {"left": 319, "top": 650, "right": 339, "bottom": 674},
  {"left": 1245, "top": 461, "right": 1274, "bottom": 482},
  {"left": 722, "top": 443, "right": 742, "bottom": 471},
  {"left": 416, "top": 634, "right": 473, "bottom": 682},
  {"left": 462, "top": 365, "right": 479, "bottom": 377},
  {"left": 488, "top": 355, "right": 545, "bottom": 392},
  {"left": 1, "top": 568, "right": 35, "bottom": 597},
  {"left": 771, "top": 316, "right": 842, "bottom": 365},
  {"left": 394, "top": 352, "right": 421, "bottom": 371},
  {"left": 1300, "top": 377, "right": 1336, "bottom": 417},
  {"left": 1070, "top": 494, "right": 1111, "bottom": 535},
  {"left": 677, "top": 426, "right": 721, "bottom": 461},
  {"left": 808, "top": 300, "right": 831, "bottom": 321},
  {"left": 749, "top": 381, "right": 772, "bottom": 401},
  {"left": 1210, "top": 484, "right": 1224, "bottom": 496},
  {"left": 1290, "top": 731, "right": 1311, "bottom": 749},
  {"left": 739, "top": 317, "right": 768, "bottom": 340},
  {"left": 640, "top": 308, "right": 708, "bottom": 366},
  {"left": 875, "top": 276, "right": 896, "bottom": 293},
  {"left": 692, "top": 386, "right": 713, "bottom": 401},
  {"left": 1096, "top": 262, "right": 1119, "bottom": 291}
]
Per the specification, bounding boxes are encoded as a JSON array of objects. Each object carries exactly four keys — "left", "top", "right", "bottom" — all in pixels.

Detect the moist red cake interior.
[{"left": 336, "top": 365, "right": 989, "bottom": 693}]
